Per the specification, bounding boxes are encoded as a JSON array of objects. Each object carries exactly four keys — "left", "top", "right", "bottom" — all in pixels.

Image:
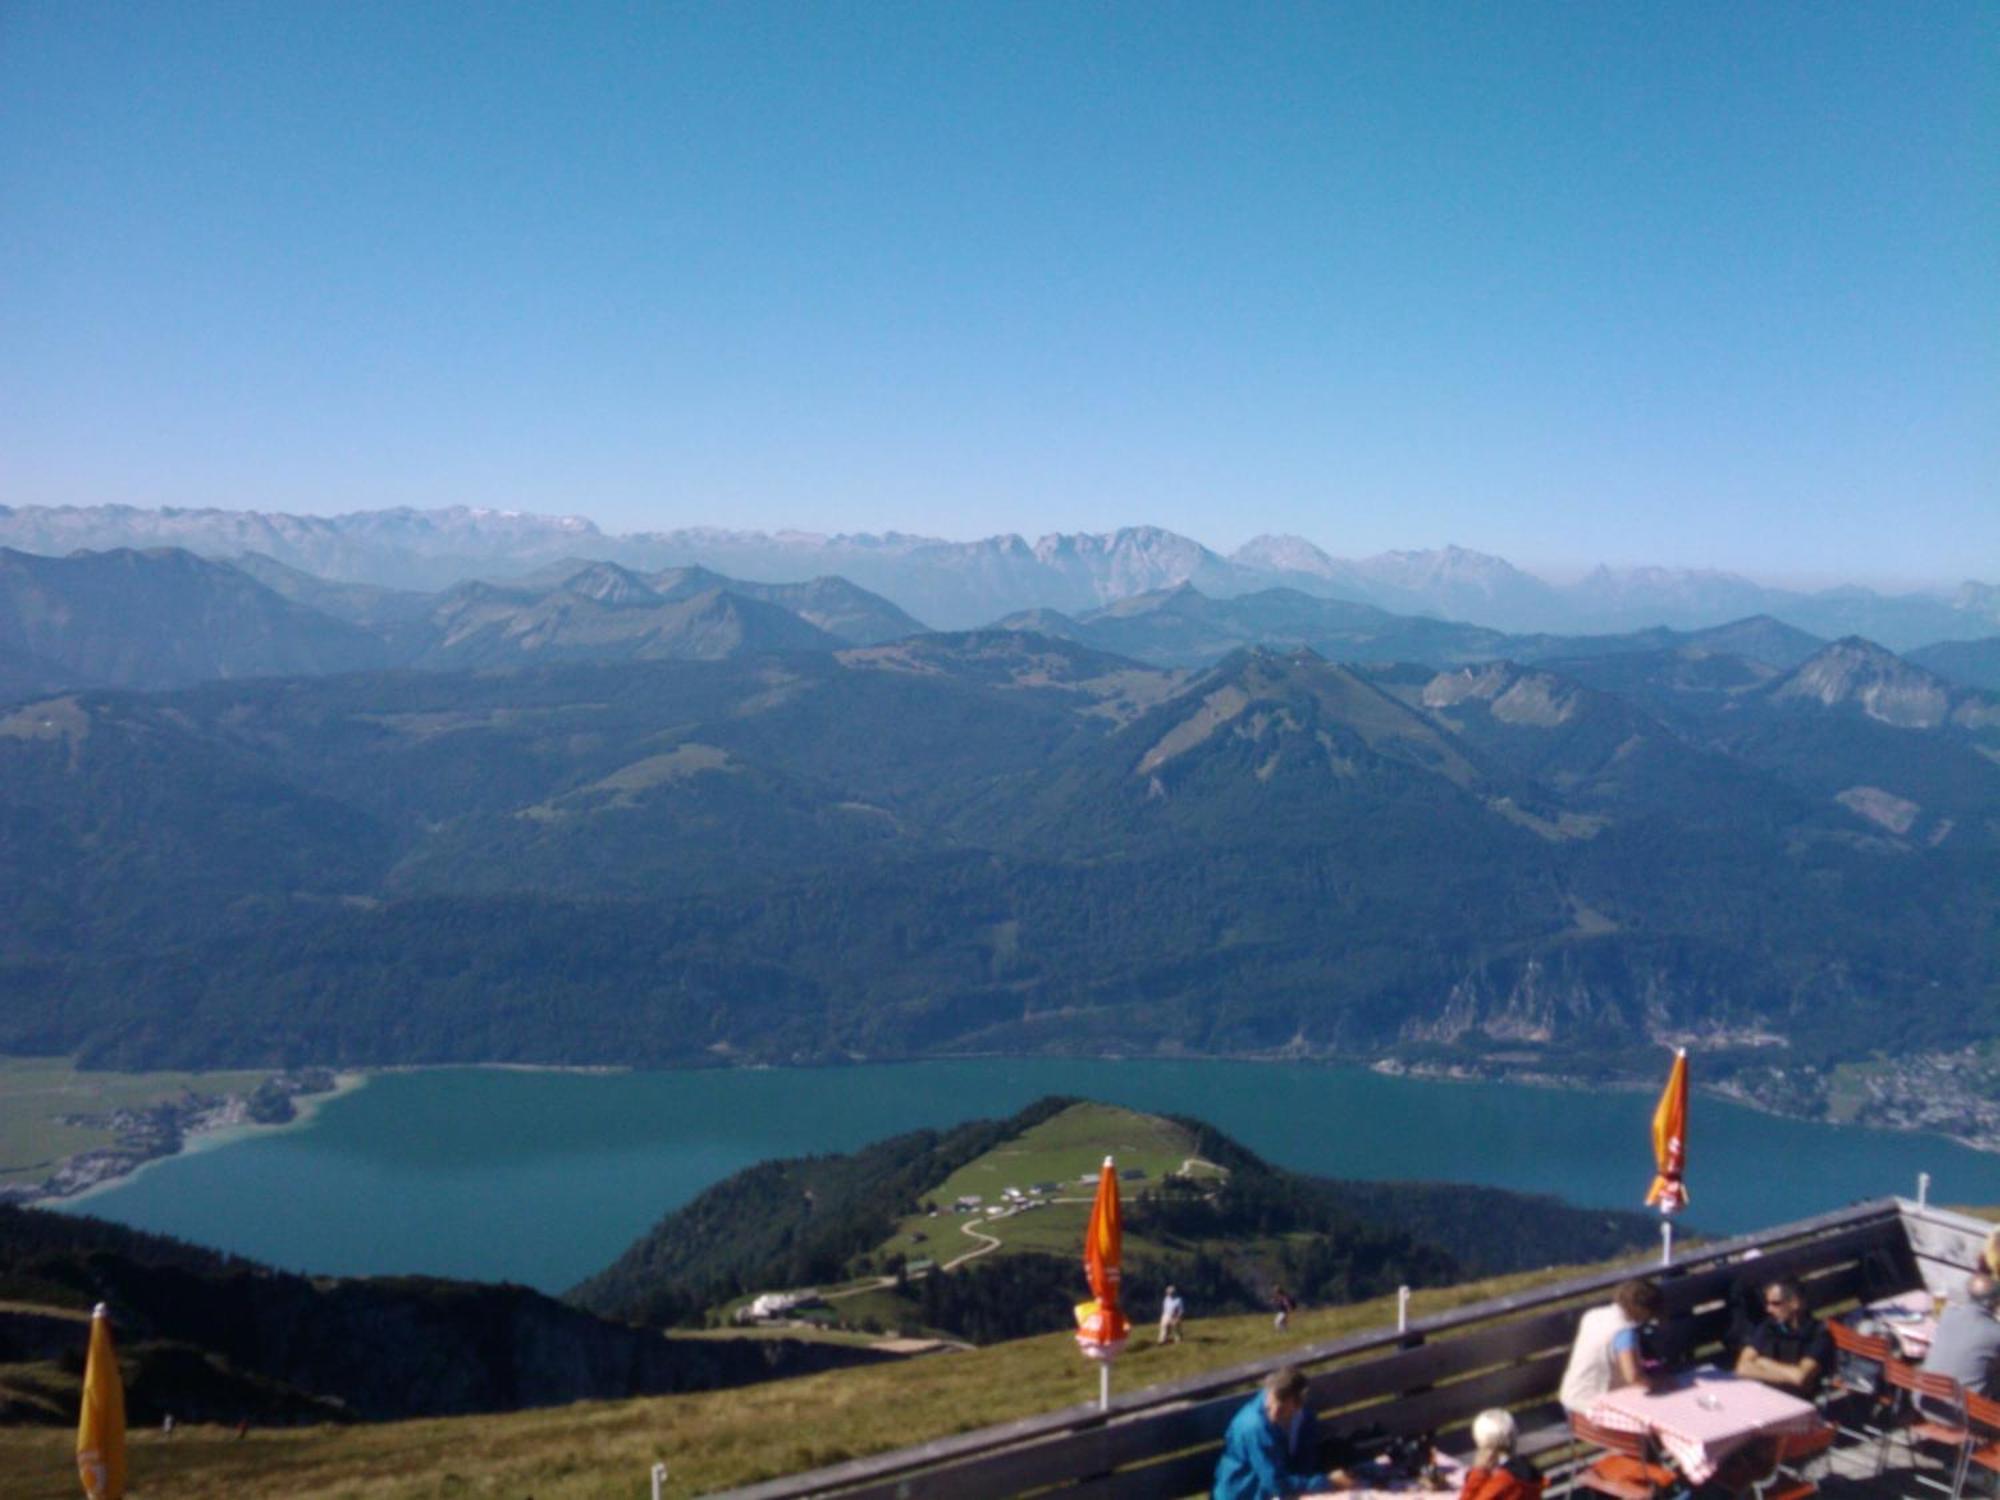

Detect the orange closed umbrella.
[
  {"left": 1645, "top": 1048, "right": 1689, "bottom": 1212},
  {"left": 1644, "top": 1048, "right": 1689, "bottom": 1263},
  {"left": 1075, "top": 1155, "right": 1129, "bottom": 1406}
]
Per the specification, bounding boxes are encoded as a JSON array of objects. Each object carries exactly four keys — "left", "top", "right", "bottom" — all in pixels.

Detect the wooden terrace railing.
[{"left": 705, "top": 1196, "right": 1999, "bottom": 1500}]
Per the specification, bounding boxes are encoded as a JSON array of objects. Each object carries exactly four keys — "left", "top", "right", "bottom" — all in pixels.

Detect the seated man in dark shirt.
[{"left": 1736, "top": 1278, "right": 1834, "bottom": 1394}]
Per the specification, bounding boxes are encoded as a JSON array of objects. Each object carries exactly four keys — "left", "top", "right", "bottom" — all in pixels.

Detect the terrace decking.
[{"left": 704, "top": 1196, "right": 1997, "bottom": 1500}]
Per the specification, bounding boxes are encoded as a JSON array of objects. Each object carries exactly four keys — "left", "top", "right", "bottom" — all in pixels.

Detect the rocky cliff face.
[{"left": 1396, "top": 942, "right": 1846, "bottom": 1049}]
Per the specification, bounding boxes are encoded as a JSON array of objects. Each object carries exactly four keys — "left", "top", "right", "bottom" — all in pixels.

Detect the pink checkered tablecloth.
[
  {"left": 1587, "top": 1372, "right": 1824, "bottom": 1484},
  {"left": 1343, "top": 1451, "right": 1465, "bottom": 1500}
]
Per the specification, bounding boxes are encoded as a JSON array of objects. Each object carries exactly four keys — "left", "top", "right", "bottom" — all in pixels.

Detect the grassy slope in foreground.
[{"left": 0, "top": 1264, "right": 1604, "bottom": 1500}]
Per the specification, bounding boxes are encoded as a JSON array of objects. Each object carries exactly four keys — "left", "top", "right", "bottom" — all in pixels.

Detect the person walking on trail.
[
  {"left": 1159, "top": 1285, "right": 1185, "bottom": 1344},
  {"left": 1274, "top": 1284, "right": 1297, "bottom": 1333}
]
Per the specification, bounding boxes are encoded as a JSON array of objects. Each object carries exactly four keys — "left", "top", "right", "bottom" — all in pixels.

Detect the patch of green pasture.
[
  {"left": 923, "top": 1102, "right": 1196, "bottom": 1208},
  {"left": 878, "top": 1102, "right": 1202, "bottom": 1272},
  {"left": 819, "top": 1285, "right": 937, "bottom": 1336},
  {"left": 0, "top": 1056, "right": 272, "bottom": 1186}
]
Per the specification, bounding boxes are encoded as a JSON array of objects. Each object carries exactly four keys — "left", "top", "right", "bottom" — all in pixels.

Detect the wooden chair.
[
  {"left": 1960, "top": 1390, "right": 2000, "bottom": 1496},
  {"left": 1825, "top": 1318, "right": 1897, "bottom": 1453},
  {"left": 1750, "top": 1424, "right": 1838, "bottom": 1500},
  {"left": 1568, "top": 1413, "right": 1676, "bottom": 1500},
  {"left": 1881, "top": 1359, "right": 1973, "bottom": 1499}
]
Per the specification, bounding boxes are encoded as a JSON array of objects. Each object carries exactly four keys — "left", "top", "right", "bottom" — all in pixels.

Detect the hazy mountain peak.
[
  {"left": 0, "top": 545, "right": 391, "bottom": 689},
  {"left": 1030, "top": 525, "right": 1218, "bottom": 564},
  {"left": 1095, "top": 581, "right": 1209, "bottom": 619},
  {"left": 1681, "top": 615, "right": 1825, "bottom": 668},
  {"left": 647, "top": 564, "right": 735, "bottom": 600},
  {"left": 1363, "top": 544, "right": 1523, "bottom": 580},
  {"left": 555, "top": 561, "right": 660, "bottom": 606},
  {"left": 1231, "top": 534, "right": 1343, "bottom": 578},
  {"left": 1133, "top": 643, "right": 1481, "bottom": 789},
  {"left": 1773, "top": 637, "right": 1956, "bottom": 728},
  {"left": 992, "top": 606, "right": 1083, "bottom": 638},
  {"left": 1421, "top": 661, "right": 1586, "bottom": 728},
  {"left": 1954, "top": 581, "right": 2000, "bottom": 628},
  {"left": 1583, "top": 562, "right": 1754, "bottom": 588}
]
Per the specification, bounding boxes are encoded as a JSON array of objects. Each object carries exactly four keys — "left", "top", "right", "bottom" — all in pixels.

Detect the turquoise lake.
[{"left": 68, "top": 1060, "right": 2000, "bottom": 1293}]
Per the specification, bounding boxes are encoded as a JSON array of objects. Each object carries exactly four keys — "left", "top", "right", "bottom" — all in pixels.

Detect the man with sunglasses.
[{"left": 1735, "top": 1278, "right": 1833, "bottom": 1394}]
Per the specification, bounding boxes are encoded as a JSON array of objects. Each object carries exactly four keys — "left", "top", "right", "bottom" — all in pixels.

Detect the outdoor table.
[
  {"left": 1587, "top": 1369, "right": 1824, "bottom": 1484},
  {"left": 1864, "top": 1290, "right": 1938, "bottom": 1360},
  {"left": 1342, "top": 1450, "right": 1464, "bottom": 1500}
]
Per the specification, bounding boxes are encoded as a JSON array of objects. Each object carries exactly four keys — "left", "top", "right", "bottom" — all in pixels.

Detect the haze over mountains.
[
  {"left": 2, "top": 503, "right": 1994, "bottom": 646},
  {"left": 14, "top": 544, "right": 1997, "bottom": 703},
  {"left": 3, "top": 533, "right": 1997, "bottom": 705},
  {"left": 1, "top": 505, "right": 1996, "bottom": 1124},
  {"left": 0, "top": 548, "right": 923, "bottom": 692}
]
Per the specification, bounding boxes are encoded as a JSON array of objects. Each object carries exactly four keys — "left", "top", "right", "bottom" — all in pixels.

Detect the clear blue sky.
[{"left": 2, "top": 3, "right": 1993, "bottom": 582}]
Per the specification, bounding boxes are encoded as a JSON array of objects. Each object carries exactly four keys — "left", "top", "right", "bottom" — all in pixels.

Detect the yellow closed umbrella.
[{"left": 76, "top": 1303, "right": 126, "bottom": 1500}]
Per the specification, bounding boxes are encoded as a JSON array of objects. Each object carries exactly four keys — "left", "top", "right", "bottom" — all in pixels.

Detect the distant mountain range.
[
  {"left": 3, "top": 622, "right": 1992, "bottom": 1081},
  {"left": 1, "top": 503, "right": 1993, "bottom": 646},
  {"left": 0, "top": 548, "right": 924, "bottom": 691},
  {"left": 1000, "top": 584, "right": 1835, "bottom": 674},
  {"left": 12, "top": 545, "right": 2000, "bottom": 700}
]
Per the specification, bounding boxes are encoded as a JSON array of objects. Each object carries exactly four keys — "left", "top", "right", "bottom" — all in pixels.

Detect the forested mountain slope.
[{"left": 1, "top": 628, "right": 1992, "bottom": 1076}]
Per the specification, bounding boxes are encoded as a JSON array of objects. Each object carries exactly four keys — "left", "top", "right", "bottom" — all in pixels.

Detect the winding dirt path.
[{"left": 942, "top": 1217, "right": 1004, "bottom": 1270}]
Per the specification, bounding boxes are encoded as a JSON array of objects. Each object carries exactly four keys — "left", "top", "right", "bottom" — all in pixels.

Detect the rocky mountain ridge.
[
  {"left": 0, "top": 549, "right": 924, "bottom": 692},
  {"left": 2, "top": 504, "right": 1992, "bottom": 644}
]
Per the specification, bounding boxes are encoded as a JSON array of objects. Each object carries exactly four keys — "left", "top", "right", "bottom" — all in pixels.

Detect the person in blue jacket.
[{"left": 1213, "top": 1366, "right": 1354, "bottom": 1500}]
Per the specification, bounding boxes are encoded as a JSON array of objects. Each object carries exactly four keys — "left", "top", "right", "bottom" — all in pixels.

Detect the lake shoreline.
[
  {"left": 60, "top": 1054, "right": 2000, "bottom": 1293},
  {"left": 21, "top": 1043, "right": 1996, "bottom": 1214},
  {"left": 30, "top": 1070, "right": 370, "bottom": 1208}
]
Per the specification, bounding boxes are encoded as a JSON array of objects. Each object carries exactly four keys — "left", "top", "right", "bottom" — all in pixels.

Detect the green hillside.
[
  {"left": 570, "top": 1098, "right": 1661, "bottom": 1347},
  {"left": 0, "top": 1205, "right": 887, "bottom": 1432}
]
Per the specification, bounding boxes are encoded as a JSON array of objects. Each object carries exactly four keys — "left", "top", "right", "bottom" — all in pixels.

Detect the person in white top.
[
  {"left": 1559, "top": 1278, "right": 1663, "bottom": 1413},
  {"left": 1158, "top": 1285, "right": 1185, "bottom": 1344}
]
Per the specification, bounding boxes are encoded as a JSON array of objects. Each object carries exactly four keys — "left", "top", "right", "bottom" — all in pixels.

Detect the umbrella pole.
[
  {"left": 1660, "top": 1216, "right": 1673, "bottom": 1267},
  {"left": 1099, "top": 1361, "right": 1110, "bottom": 1412}
]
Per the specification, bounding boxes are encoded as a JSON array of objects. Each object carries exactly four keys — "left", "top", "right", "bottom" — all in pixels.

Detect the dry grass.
[{"left": 0, "top": 1263, "right": 1609, "bottom": 1499}]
